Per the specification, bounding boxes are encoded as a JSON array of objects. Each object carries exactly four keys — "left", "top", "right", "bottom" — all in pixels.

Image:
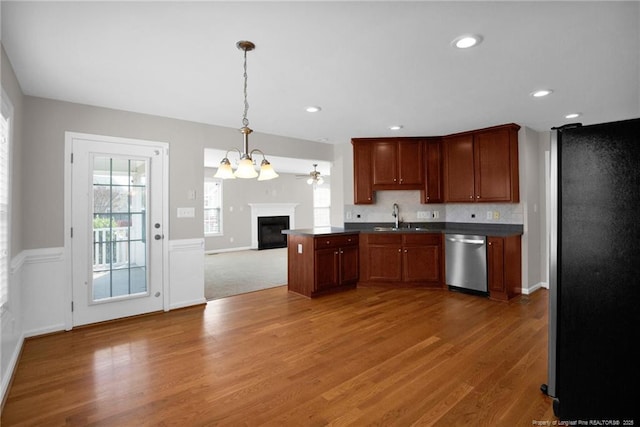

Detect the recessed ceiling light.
[
  {"left": 452, "top": 34, "right": 483, "bottom": 49},
  {"left": 530, "top": 89, "right": 553, "bottom": 98},
  {"left": 388, "top": 125, "right": 403, "bottom": 131},
  {"left": 305, "top": 106, "right": 321, "bottom": 113},
  {"left": 565, "top": 113, "right": 581, "bottom": 119}
]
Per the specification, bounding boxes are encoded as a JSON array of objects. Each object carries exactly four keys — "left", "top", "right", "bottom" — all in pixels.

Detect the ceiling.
[{"left": 2, "top": 1, "right": 639, "bottom": 148}]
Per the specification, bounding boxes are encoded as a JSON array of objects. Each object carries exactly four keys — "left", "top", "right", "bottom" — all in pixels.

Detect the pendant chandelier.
[{"left": 214, "top": 41, "right": 278, "bottom": 181}]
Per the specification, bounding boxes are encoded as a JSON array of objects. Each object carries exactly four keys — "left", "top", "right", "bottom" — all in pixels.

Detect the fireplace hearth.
[{"left": 257, "top": 216, "right": 289, "bottom": 250}]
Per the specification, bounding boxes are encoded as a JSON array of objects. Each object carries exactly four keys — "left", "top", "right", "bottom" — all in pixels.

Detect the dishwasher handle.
[{"left": 446, "top": 237, "right": 485, "bottom": 245}]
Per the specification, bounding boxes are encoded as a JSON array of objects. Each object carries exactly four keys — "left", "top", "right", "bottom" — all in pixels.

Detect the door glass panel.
[{"left": 92, "top": 156, "right": 148, "bottom": 302}]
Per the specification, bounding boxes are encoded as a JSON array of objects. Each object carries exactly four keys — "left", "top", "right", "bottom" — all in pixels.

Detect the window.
[
  {"left": 1, "top": 90, "right": 13, "bottom": 307},
  {"left": 313, "top": 185, "right": 331, "bottom": 227},
  {"left": 204, "top": 178, "right": 222, "bottom": 235}
]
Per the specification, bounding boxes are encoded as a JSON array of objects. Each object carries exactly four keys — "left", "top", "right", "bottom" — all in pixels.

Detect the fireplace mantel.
[{"left": 248, "top": 203, "right": 298, "bottom": 249}]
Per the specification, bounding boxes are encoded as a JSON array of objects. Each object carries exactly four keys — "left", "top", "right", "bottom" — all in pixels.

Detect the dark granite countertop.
[
  {"left": 345, "top": 222, "right": 523, "bottom": 237},
  {"left": 281, "top": 227, "right": 358, "bottom": 237},
  {"left": 283, "top": 223, "right": 523, "bottom": 237}
]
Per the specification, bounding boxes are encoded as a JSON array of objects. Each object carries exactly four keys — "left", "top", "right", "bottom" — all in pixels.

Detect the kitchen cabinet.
[
  {"left": 287, "top": 233, "right": 359, "bottom": 298},
  {"left": 371, "top": 139, "right": 423, "bottom": 190},
  {"left": 487, "top": 235, "right": 521, "bottom": 301},
  {"left": 352, "top": 139, "right": 374, "bottom": 204},
  {"left": 359, "top": 232, "right": 443, "bottom": 287},
  {"left": 443, "top": 123, "right": 520, "bottom": 203},
  {"left": 421, "top": 138, "right": 444, "bottom": 204}
]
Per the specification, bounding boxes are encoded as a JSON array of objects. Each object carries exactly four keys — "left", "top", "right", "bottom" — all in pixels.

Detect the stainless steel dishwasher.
[{"left": 445, "top": 234, "right": 488, "bottom": 294}]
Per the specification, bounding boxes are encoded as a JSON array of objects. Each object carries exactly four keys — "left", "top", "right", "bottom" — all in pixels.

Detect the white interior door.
[{"left": 70, "top": 135, "right": 167, "bottom": 327}]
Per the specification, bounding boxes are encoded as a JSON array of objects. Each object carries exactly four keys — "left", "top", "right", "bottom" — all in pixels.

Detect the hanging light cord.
[{"left": 242, "top": 48, "right": 250, "bottom": 128}]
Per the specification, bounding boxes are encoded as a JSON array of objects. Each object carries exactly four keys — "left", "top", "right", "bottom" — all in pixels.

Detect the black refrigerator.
[{"left": 544, "top": 118, "right": 640, "bottom": 420}]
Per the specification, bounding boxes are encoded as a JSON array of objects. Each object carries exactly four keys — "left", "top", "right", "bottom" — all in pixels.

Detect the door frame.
[{"left": 64, "top": 132, "right": 169, "bottom": 331}]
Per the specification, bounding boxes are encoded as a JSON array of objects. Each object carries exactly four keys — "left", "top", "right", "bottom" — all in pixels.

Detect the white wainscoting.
[
  {"left": 168, "top": 238, "right": 206, "bottom": 309},
  {"left": 20, "top": 247, "right": 67, "bottom": 337},
  {"left": 1, "top": 252, "right": 26, "bottom": 404}
]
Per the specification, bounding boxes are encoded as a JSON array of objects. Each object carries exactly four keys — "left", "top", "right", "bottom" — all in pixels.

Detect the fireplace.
[
  {"left": 248, "top": 203, "right": 297, "bottom": 249},
  {"left": 257, "top": 216, "right": 289, "bottom": 250}
]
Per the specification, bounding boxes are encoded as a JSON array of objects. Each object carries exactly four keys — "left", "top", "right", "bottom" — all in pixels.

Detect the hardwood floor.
[{"left": 2, "top": 286, "right": 557, "bottom": 426}]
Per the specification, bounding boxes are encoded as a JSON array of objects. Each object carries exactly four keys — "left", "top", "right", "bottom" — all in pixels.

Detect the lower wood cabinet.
[
  {"left": 287, "top": 233, "right": 359, "bottom": 298},
  {"left": 487, "top": 235, "right": 522, "bottom": 301},
  {"left": 359, "top": 232, "right": 444, "bottom": 288}
]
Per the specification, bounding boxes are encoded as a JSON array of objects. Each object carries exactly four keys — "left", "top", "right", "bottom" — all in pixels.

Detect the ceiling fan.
[{"left": 297, "top": 164, "right": 324, "bottom": 186}]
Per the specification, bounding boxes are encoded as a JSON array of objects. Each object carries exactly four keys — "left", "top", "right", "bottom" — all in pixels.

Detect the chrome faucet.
[{"left": 392, "top": 203, "right": 400, "bottom": 228}]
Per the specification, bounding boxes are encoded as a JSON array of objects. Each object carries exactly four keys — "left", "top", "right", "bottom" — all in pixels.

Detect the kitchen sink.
[{"left": 372, "top": 226, "right": 431, "bottom": 232}]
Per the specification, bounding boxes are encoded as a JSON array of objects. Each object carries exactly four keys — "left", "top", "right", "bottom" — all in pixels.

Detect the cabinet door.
[
  {"left": 367, "top": 244, "right": 402, "bottom": 281},
  {"left": 339, "top": 245, "right": 359, "bottom": 285},
  {"left": 474, "top": 129, "right": 515, "bottom": 202},
  {"left": 372, "top": 140, "right": 398, "bottom": 185},
  {"left": 397, "top": 140, "right": 423, "bottom": 186},
  {"left": 315, "top": 248, "right": 339, "bottom": 291},
  {"left": 352, "top": 140, "right": 374, "bottom": 204},
  {"left": 487, "top": 237, "right": 505, "bottom": 293},
  {"left": 443, "top": 134, "right": 475, "bottom": 202},
  {"left": 403, "top": 245, "right": 440, "bottom": 283},
  {"left": 422, "top": 139, "right": 443, "bottom": 203}
]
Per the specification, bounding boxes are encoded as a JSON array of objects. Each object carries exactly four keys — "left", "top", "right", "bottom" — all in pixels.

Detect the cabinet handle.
[
  {"left": 469, "top": 195, "right": 473, "bottom": 199},
  {"left": 404, "top": 249, "right": 407, "bottom": 253},
  {"left": 489, "top": 242, "right": 492, "bottom": 246},
  {"left": 476, "top": 195, "right": 480, "bottom": 199},
  {"left": 326, "top": 241, "right": 331, "bottom": 245}
]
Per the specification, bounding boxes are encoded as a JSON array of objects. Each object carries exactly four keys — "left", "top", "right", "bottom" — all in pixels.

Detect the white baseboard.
[
  {"left": 523, "top": 282, "right": 548, "bottom": 295},
  {"left": 1, "top": 333, "right": 23, "bottom": 406},
  {"left": 205, "top": 246, "right": 252, "bottom": 255},
  {"left": 24, "top": 323, "right": 66, "bottom": 338},
  {"left": 170, "top": 298, "right": 207, "bottom": 310}
]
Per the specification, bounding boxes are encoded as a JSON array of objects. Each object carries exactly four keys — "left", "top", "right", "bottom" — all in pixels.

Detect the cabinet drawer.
[
  {"left": 314, "top": 234, "right": 359, "bottom": 249},
  {"left": 403, "top": 233, "right": 441, "bottom": 246}
]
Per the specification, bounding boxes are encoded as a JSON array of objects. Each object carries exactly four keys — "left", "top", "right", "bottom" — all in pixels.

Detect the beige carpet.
[{"left": 204, "top": 248, "right": 287, "bottom": 300}]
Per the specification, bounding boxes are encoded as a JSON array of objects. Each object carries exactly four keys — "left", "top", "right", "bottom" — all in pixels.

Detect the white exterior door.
[{"left": 69, "top": 133, "right": 167, "bottom": 327}]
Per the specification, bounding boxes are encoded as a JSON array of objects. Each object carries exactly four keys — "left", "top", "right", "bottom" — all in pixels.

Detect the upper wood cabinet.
[
  {"left": 372, "top": 139, "right": 423, "bottom": 189},
  {"left": 443, "top": 123, "right": 520, "bottom": 203},
  {"left": 421, "top": 138, "right": 443, "bottom": 204},
  {"left": 352, "top": 139, "right": 374, "bottom": 204}
]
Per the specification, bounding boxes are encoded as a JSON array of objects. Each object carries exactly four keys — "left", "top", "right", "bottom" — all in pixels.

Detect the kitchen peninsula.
[{"left": 283, "top": 222, "right": 522, "bottom": 301}]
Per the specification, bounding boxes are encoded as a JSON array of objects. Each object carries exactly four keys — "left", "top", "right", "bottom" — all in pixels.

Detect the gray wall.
[
  {"left": 204, "top": 167, "right": 317, "bottom": 251},
  {"left": 21, "top": 96, "right": 333, "bottom": 250}
]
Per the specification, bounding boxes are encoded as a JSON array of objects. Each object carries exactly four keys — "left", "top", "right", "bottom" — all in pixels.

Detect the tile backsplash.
[{"left": 344, "top": 190, "right": 523, "bottom": 225}]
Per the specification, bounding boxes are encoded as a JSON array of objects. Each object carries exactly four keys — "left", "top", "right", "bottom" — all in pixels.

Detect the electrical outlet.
[
  {"left": 177, "top": 207, "right": 195, "bottom": 218},
  {"left": 486, "top": 211, "right": 493, "bottom": 220},
  {"left": 433, "top": 210, "right": 439, "bottom": 219},
  {"left": 493, "top": 211, "right": 500, "bottom": 220},
  {"left": 417, "top": 211, "right": 428, "bottom": 219},
  {"left": 346, "top": 211, "right": 353, "bottom": 220}
]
